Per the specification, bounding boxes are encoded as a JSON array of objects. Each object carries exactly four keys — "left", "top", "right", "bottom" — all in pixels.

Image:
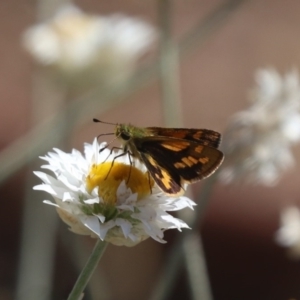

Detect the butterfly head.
[
  {"left": 115, "top": 124, "right": 133, "bottom": 142},
  {"left": 115, "top": 124, "right": 149, "bottom": 142},
  {"left": 115, "top": 124, "right": 150, "bottom": 157}
]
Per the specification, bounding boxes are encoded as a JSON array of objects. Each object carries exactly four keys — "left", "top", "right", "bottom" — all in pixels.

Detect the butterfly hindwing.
[{"left": 140, "top": 152, "right": 183, "bottom": 195}]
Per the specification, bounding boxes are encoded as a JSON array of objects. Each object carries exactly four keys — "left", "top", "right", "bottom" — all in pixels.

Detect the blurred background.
[{"left": 2, "top": 0, "right": 300, "bottom": 299}]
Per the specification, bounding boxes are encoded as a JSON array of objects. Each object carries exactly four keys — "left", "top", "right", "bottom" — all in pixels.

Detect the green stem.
[
  {"left": 149, "top": 175, "right": 218, "bottom": 300},
  {"left": 67, "top": 240, "right": 108, "bottom": 300},
  {"left": 158, "top": 0, "right": 183, "bottom": 127}
]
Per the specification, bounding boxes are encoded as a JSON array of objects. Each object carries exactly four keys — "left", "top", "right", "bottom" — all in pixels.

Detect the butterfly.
[{"left": 94, "top": 119, "right": 224, "bottom": 195}]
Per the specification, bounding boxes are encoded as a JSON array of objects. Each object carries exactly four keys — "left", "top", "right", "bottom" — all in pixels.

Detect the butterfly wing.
[
  {"left": 133, "top": 136, "right": 224, "bottom": 195},
  {"left": 146, "top": 127, "right": 221, "bottom": 148},
  {"left": 140, "top": 152, "right": 183, "bottom": 195}
]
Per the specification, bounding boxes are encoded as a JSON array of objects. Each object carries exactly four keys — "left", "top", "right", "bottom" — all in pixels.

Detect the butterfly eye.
[{"left": 120, "top": 132, "right": 131, "bottom": 141}]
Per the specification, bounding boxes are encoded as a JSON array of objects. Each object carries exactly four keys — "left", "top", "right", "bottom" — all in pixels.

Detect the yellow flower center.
[{"left": 86, "top": 161, "right": 154, "bottom": 205}]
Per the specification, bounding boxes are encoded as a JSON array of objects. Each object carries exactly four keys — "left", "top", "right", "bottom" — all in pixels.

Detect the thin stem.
[
  {"left": 149, "top": 175, "right": 218, "bottom": 300},
  {"left": 157, "top": 0, "right": 212, "bottom": 299},
  {"left": 158, "top": 0, "right": 183, "bottom": 126},
  {"left": 183, "top": 233, "right": 213, "bottom": 300},
  {"left": 16, "top": 0, "right": 70, "bottom": 296},
  {"left": 179, "top": 0, "right": 247, "bottom": 56},
  {"left": 67, "top": 240, "right": 108, "bottom": 300}
]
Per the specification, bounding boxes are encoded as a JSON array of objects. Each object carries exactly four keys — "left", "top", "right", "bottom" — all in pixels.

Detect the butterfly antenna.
[
  {"left": 99, "top": 136, "right": 121, "bottom": 152},
  {"left": 93, "top": 118, "right": 117, "bottom": 126},
  {"left": 97, "top": 132, "right": 115, "bottom": 140},
  {"left": 93, "top": 118, "right": 120, "bottom": 152}
]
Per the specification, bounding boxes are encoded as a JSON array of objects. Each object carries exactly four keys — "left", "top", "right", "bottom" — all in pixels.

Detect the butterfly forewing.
[{"left": 147, "top": 127, "right": 221, "bottom": 148}]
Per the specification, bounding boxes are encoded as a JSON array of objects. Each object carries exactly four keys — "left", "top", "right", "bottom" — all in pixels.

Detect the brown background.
[{"left": 1, "top": 0, "right": 300, "bottom": 299}]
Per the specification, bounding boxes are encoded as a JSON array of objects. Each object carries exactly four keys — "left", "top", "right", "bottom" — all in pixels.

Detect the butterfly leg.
[
  {"left": 104, "top": 150, "right": 129, "bottom": 180},
  {"left": 100, "top": 146, "right": 123, "bottom": 164},
  {"left": 105, "top": 150, "right": 134, "bottom": 184},
  {"left": 125, "top": 151, "right": 136, "bottom": 184},
  {"left": 147, "top": 171, "right": 153, "bottom": 194}
]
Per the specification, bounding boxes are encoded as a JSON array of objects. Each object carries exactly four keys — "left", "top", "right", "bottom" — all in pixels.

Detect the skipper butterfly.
[{"left": 94, "top": 119, "right": 224, "bottom": 195}]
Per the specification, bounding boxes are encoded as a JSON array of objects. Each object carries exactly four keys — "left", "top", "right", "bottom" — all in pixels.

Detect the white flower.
[
  {"left": 34, "top": 139, "right": 195, "bottom": 247},
  {"left": 275, "top": 206, "right": 300, "bottom": 258},
  {"left": 219, "top": 69, "right": 300, "bottom": 185},
  {"left": 23, "top": 4, "right": 155, "bottom": 86}
]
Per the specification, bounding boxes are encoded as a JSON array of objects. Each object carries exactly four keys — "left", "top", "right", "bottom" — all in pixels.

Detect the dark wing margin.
[
  {"left": 147, "top": 127, "right": 222, "bottom": 148},
  {"left": 134, "top": 137, "right": 224, "bottom": 195}
]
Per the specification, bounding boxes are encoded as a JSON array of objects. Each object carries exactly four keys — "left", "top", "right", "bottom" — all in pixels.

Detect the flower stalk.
[{"left": 67, "top": 240, "right": 108, "bottom": 300}]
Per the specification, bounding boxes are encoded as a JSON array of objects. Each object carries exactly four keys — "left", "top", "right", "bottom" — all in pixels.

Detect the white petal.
[
  {"left": 117, "top": 204, "right": 135, "bottom": 212},
  {"left": 84, "top": 198, "right": 100, "bottom": 204},
  {"left": 162, "top": 196, "right": 196, "bottom": 211},
  {"left": 34, "top": 184, "right": 56, "bottom": 194},
  {"left": 116, "top": 180, "right": 132, "bottom": 204},
  {"left": 115, "top": 218, "right": 132, "bottom": 237},
  {"left": 81, "top": 216, "right": 101, "bottom": 238},
  {"left": 98, "top": 220, "right": 116, "bottom": 240},
  {"left": 43, "top": 200, "right": 59, "bottom": 207},
  {"left": 95, "top": 214, "right": 106, "bottom": 223},
  {"left": 123, "top": 193, "right": 138, "bottom": 205},
  {"left": 33, "top": 171, "right": 57, "bottom": 185},
  {"left": 62, "top": 192, "right": 74, "bottom": 202}
]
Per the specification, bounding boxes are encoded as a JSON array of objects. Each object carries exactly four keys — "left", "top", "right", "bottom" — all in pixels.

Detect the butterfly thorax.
[{"left": 115, "top": 124, "right": 151, "bottom": 158}]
